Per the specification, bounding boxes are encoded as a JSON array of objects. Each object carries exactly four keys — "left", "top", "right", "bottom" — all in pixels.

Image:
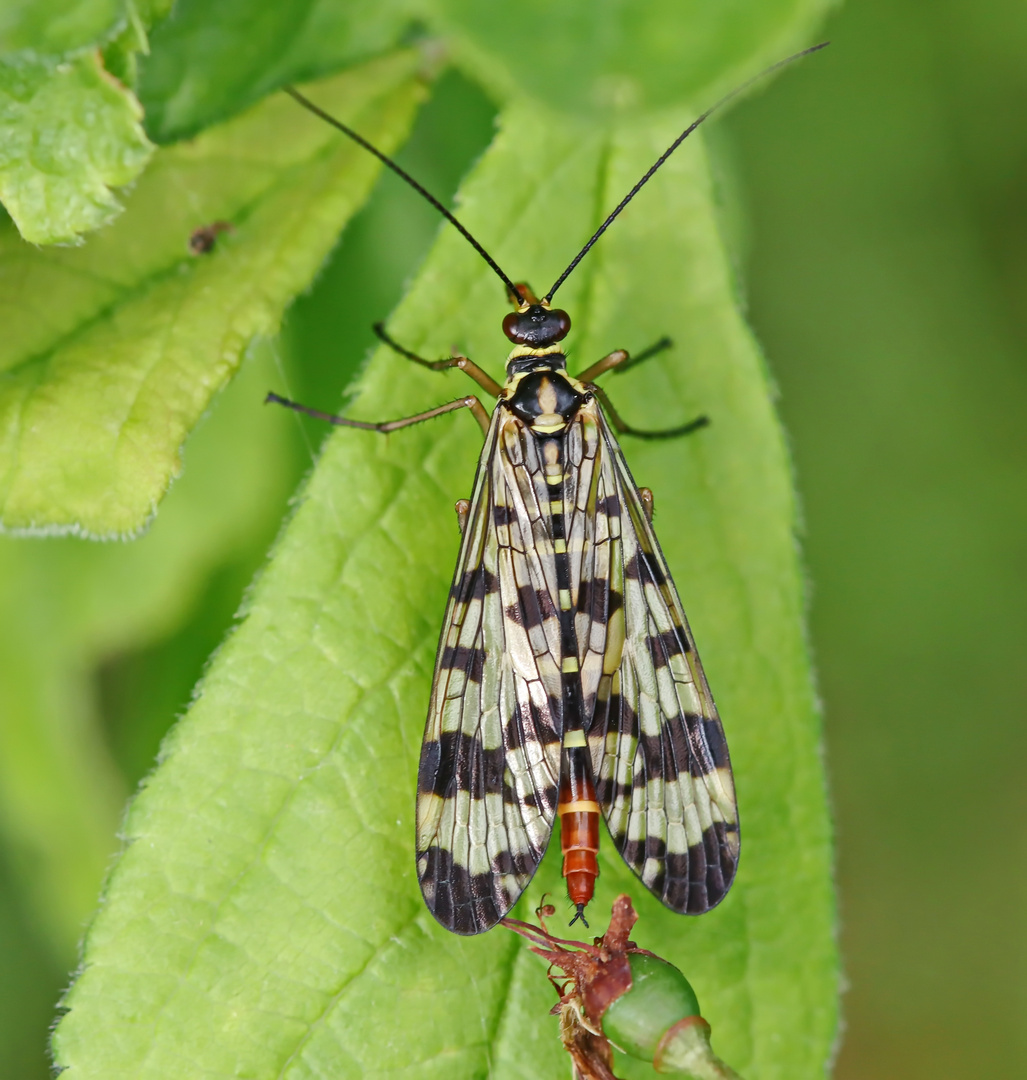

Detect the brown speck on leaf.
[{"left": 189, "top": 220, "right": 233, "bottom": 255}]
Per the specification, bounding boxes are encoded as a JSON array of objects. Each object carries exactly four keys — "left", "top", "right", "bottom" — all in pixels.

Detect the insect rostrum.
[{"left": 269, "top": 42, "right": 827, "bottom": 934}]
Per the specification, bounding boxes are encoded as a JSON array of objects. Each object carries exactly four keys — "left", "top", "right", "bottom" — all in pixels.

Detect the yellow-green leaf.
[
  {"left": 0, "top": 51, "right": 152, "bottom": 244},
  {"left": 0, "top": 49, "right": 426, "bottom": 535}
]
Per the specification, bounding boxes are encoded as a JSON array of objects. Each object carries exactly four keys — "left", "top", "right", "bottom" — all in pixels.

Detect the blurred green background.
[
  {"left": 1, "top": 0, "right": 1024, "bottom": 1076},
  {"left": 727, "top": 0, "right": 1027, "bottom": 1074}
]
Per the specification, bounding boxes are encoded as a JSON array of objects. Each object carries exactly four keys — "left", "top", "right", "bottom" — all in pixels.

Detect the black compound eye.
[
  {"left": 549, "top": 309, "right": 571, "bottom": 341},
  {"left": 502, "top": 305, "right": 572, "bottom": 345},
  {"left": 502, "top": 311, "right": 525, "bottom": 343}
]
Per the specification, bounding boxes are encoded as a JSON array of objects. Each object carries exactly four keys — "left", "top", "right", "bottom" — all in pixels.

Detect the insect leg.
[
  {"left": 638, "top": 487, "right": 654, "bottom": 523},
  {"left": 454, "top": 498, "right": 471, "bottom": 535},
  {"left": 574, "top": 336, "right": 673, "bottom": 382},
  {"left": 266, "top": 392, "right": 491, "bottom": 436},
  {"left": 587, "top": 383, "right": 708, "bottom": 440},
  {"left": 374, "top": 323, "right": 502, "bottom": 397}
]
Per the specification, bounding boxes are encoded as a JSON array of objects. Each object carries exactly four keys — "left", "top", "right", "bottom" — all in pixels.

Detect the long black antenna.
[
  {"left": 285, "top": 86, "right": 520, "bottom": 298},
  {"left": 544, "top": 41, "right": 829, "bottom": 303}
]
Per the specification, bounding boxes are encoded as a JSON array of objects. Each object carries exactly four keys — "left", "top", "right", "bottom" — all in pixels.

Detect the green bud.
[
  {"left": 602, "top": 954, "right": 743, "bottom": 1080},
  {"left": 653, "top": 1017, "right": 742, "bottom": 1079},
  {"left": 603, "top": 954, "right": 701, "bottom": 1060}
]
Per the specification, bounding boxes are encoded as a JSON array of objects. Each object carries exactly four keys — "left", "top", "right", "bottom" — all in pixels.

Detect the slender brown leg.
[
  {"left": 374, "top": 323, "right": 502, "bottom": 397},
  {"left": 454, "top": 499, "right": 471, "bottom": 535},
  {"left": 575, "top": 337, "right": 673, "bottom": 383},
  {"left": 587, "top": 383, "right": 708, "bottom": 441},
  {"left": 266, "top": 391, "right": 491, "bottom": 436}
]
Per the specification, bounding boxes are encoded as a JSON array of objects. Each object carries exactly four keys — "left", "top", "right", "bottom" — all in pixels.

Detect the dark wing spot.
[
  {"left": 576, "top": 576, "right": 616, "bottom": 625},
  {"left": 595, "top": 775, "right": 645, "bottom": 812},
  {"left": 493, "top": 504, "right": 516, "bottom": 527},
  {"left": 626, "top": 549, "right": 666, "bottom": 586},
  {"left": 505, "top": 781, "right": 558, "bottom": 815},
  {"left": 644, "top": 835, "right": 667, "bottom": 860},
  {"left": 638, "top": 731, "right": 667, "bottom": 779},
  {"left": 685, "top": 714, "right": 725, "bottom": 778},
  {"left": 589, "top": 689, "right": 634, "bottom": 742},
  {"left": 646, "top": 628, "right": 688, "bottom": 667},
  {"left": 418, "top": 847, "right": 513, "bottom": 935},
  {"left": 700, "top": 717, "right": 730, "bottom": 770},
  {"left": 504, "top": 695, "right": 562, "bottom": 751},
  {"left": 660, "top": 821, "right": 739, "bottom": 914},
  {"left": 637, "top": 711, "right": 721, "bottom": 781},
  {"left": 492, "top": 845, "right": 537, "bottom": 877},
  {"left": 418, "top": 731, "right": 506, "bottom": 798},
  {"left": 639, "top": 549, "right": 667, "bottom": 587},
  {"left": 619, "top": 836, "right": 644, "bottom": 869},
  {"left": 507, "top": 583, "right": 558, "bottom": 629},
  {"left": 439, "top": 645, "right": 487, "bottom": 684},
  {"left": 450, "top": 567, "right": 499, "bottom": 601}
]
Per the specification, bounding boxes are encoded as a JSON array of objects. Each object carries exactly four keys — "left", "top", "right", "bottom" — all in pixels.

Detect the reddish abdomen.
[{"left": 558, "top": 745, "right": 600, "bottom": 915}]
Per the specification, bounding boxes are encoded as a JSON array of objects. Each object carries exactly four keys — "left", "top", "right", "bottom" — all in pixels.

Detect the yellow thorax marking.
[
  {"left": 506, "top": 342, "right": 565, "bottom": 362},
  {"left": 538, "top": 378, "right": 559, "bottom": 415}
]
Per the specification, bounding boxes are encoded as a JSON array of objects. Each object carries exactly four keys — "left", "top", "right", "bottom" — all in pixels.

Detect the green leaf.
[
  {"left": 429, "top": 0, "right": 836, "bottom": 114},
  {"left": 0, "top": 0, "right": 177, "bottom": 243},
  {"left": 0, "top": 49, "right": 427, "bottom": 535},
  {"left": 101, "top": 0, "right": 176, "bottom": 90},
  {"left": 139, "top": 0, "right": 416, "bottom": 143},
  {"left": 0, "top": 341, "right": 305, "bottom": 960},
  {"left": 0, "top": 51, "right": 153, "bottom": 244},
  {"left": 0, "top": 0, "right": 127, "bottom": 55},
  {"left": 52, "top": 100, "right": 836, "bottom": 1078}
]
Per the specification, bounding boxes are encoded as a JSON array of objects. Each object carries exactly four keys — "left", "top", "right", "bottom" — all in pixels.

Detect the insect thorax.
[{"left": 503, "top": 347, "right": 588, "bottom": 436}]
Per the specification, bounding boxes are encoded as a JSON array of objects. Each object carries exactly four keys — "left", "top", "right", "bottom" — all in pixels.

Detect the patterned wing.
[
  {"left": 416, "top": 408, "right": 565, "bottom": 934},
  {"left": 576, "top": 401, "right": 740, "bottom": 914}
]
